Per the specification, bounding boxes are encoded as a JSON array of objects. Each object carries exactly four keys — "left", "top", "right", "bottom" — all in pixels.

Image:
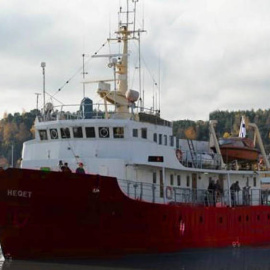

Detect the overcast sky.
[{"left": 1, "top": 0, "right": 270, "bottom": 121}]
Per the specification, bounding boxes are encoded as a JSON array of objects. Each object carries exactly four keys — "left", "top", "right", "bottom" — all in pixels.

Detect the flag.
[{"left": 238, "top": 116, "right": 246, "bottom": 138}]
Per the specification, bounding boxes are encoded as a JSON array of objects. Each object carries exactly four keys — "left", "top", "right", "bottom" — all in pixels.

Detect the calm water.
[{"left": 1, "top": 247, "right": 270, "bottom": 270}]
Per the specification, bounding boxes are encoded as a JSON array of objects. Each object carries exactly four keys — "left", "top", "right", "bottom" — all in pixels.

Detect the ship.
[{"left": 1, "top": 0, "right": 270, "bottom": 261}]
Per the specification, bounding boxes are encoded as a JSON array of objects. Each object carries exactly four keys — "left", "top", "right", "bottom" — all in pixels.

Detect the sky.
[{"left": 1, "top": 0, "right": 270, "bottom": 121}]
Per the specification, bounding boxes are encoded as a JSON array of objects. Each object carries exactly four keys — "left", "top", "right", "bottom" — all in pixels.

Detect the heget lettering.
[{"left": 7, "top": 190, "right": 32, "bottom": 198}]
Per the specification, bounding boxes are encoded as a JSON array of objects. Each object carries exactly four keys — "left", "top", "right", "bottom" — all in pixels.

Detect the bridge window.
[
  {"left": 113, "top": 127, "right": 124, "bottom": 138},
  {"left": 60, "top": 128, "right": 70, "bottom": 139},
  {"left": 50, "top": 129, "right": 58, "bottom": 140},
  {"left": 73, "top": 127, "right": 83, "bottom": 138},
  {"left": 153, "top": 133, "right": 157, "bottom": 142},
  {"left": 164, "top": 135, "right": 168, "bottom": 145},
  {"left": 170, "top": 136, "right": 174, "bottom": 147},
  {"left": 99, "top": 127, "right": 110, "bottom": 138},
  {"left": 133, "top": 129, "right": 138, "bottom": 137},
  {"left": 85, "top": 127, "right": 95, "bottom": 138},
  {"left": 159, "top": 134, "right": 162, "bottom": 144},
  {"left": 39, "top": 130, "right": 48, "bottom": 140},
  {"left": 141, "top": 128, "right": 147, "bottom": 139}
]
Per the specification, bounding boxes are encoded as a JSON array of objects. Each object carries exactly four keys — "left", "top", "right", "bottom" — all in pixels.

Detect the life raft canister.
[
  {"left": 176, "top": 149, "right": 182, "bottom": 161},
  {"left": 166, "top": 186, "right": 173, "bottom": 200}
]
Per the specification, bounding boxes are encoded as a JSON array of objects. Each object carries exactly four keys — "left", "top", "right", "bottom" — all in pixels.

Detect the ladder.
[{"left": 187, "top": 139, "right": 197, "bottom": 167}]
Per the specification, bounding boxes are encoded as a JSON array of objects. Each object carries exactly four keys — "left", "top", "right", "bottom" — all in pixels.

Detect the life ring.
[
  {"left": 166, "top": 186, "right": 173, "bottom": 200},
  {"left": 176, "top": 149, "right": 182, "bottom": 161}
]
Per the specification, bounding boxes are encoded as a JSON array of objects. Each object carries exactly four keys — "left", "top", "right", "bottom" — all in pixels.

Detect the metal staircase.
[{"left": 187, "top": 139, "right": 197, "bottom": 168}]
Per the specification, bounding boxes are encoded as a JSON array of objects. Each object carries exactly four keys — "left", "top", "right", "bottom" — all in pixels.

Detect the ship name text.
[{"left": 7, "top": 190, "right": 32, "bottom": 198}]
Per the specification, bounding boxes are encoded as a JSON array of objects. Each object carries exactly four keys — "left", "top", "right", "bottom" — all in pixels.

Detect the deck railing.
[
  {"left": 37, "top": 103, "right": 165, "bottom": 124},
  {"left": 118, "top": 178, "right": 269, "bottom": 207}
]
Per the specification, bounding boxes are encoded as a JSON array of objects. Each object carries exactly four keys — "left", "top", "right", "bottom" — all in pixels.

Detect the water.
[{"left": 0, "top": 247, "right": 270, "bottom": 270}]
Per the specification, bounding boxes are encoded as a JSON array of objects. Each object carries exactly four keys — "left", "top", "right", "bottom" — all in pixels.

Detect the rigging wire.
[
  {"left": 45, "top": 91, "right": 64, "bottom": 105},
  {"left": 51, "top": 41, "right": 109, "bottom": 98},
  {"left": 130, "top": 39, "right": 159, "bottom": 110}
]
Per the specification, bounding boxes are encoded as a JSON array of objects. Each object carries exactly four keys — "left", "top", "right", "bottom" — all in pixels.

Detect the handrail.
[
  {"left": 38, "top": 102, "right": 166, "bottom": 124},
  {"left": 118, "top": 178, "right": 267, "bottom": 207}
]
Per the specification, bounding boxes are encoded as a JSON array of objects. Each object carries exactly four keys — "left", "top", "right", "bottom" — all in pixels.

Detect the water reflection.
[{"left": 1, "top": 247, "right": 270, "bottom": 270}]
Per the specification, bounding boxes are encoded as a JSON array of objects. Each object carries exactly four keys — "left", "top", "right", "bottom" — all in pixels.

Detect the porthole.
[
  {"left": 99, "top": 127, "right": 109, "bottom": 138},
  {"left": 50, "top": 129, "right": 58, "bottom": 139}
]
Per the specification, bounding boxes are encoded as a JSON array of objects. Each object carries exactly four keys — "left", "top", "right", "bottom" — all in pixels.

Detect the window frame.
[
  {"left": 39, "top": 129, "right": 48, "bottom": 141},
  {"left": 85, "top": 127, "right": 96, "bottom": 138},
  {"left": 141, "top": 128, "right": 147, "bottom": 139},
  {"left": 60, "top": 127, "right": 71, "bottom": 139},
  {"left": 113, "top": 127, "right": 124, "bottom": 139},
  {"left": 50, "top": 128, "right": 58, "bottom": 140},
  {"left": 73, "top": 127, "right": 83, "bottom": 138}
]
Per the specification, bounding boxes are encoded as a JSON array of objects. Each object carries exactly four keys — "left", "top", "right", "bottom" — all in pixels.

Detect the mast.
[
  {"left": 117, "top": 26, "right": 128, "bottom": 98},
  {"left": 95, "top": 0, "right": 144, "bottom": 118}
]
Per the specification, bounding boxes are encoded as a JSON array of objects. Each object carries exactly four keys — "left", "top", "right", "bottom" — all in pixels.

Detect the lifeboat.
[{"left": 217, "top": 137, "right": 260, "bottom": 162}]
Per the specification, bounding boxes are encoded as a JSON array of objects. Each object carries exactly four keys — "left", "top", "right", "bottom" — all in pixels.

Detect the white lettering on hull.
[{"left": 7, "top": 190, "right": 32, "bottom": 198}]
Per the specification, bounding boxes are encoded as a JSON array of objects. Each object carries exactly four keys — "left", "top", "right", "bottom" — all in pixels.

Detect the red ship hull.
[{"left": 0, "top": 168, "right": 270, "bottom": 260}]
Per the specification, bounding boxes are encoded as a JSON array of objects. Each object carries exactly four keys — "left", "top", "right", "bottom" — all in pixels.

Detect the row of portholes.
[
  {"left": 46, "top": 127, "right": 113, "bottom": 140},
  {"left": 50, "top": 127, "right": 109, "bottom": 139}
]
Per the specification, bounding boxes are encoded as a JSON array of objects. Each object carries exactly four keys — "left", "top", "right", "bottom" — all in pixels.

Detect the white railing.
[{"left": 118, "top": 178, "right": 266, "bottom": 207}]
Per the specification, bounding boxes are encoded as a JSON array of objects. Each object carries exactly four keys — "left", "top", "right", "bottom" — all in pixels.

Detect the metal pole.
[
  {"left": 163, "top": 166, "right": 166, "bottom": 204},
  {"left": 41, "top": 62, "right": 46, "bottom": 114},
  {"left": 82, "top": 54, "right": 86, "bottom": 98},
  {"left": 227, "top": 172, "right": 232, "bottom": 207},
  {"left": 35, "top": 93, "right": 41, "bottom": 111}
]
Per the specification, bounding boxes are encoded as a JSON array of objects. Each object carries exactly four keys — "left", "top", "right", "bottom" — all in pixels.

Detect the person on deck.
[
  {"left": 61, "top": 162, "right": 72, "bottom": 173},
  {"left": 243, "top": 182, "right": 251, "bottom": 205},
  {"left": 230, "top": 181, "right": 240, "bottom": 206},
  {"left": 76, "top": 163, "right": 85, "bottom": 174},
  {"left": 207, "top": 180, "right": 216, "bottom": 206}
]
